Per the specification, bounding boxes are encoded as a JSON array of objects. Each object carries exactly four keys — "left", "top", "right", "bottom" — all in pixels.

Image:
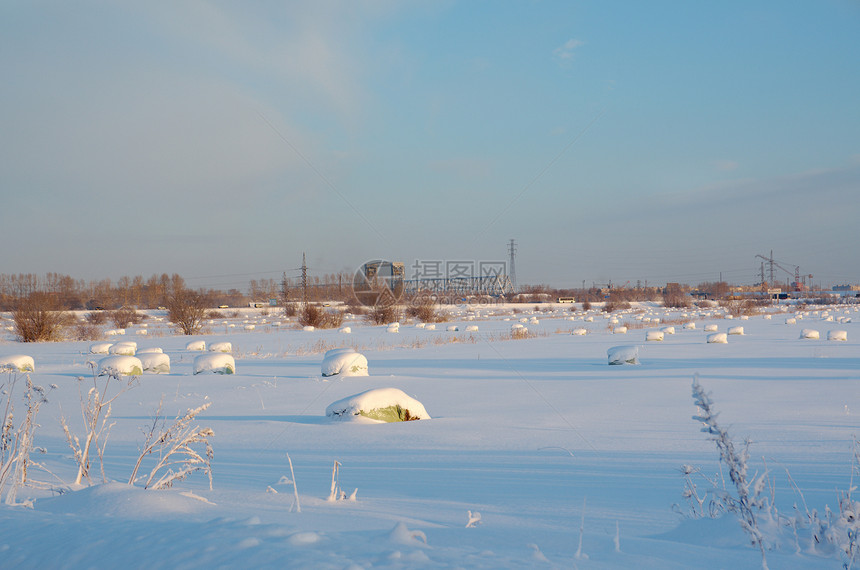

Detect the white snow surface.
[{"left": 1, "top": 302, "right": 859, "bottom": 568}]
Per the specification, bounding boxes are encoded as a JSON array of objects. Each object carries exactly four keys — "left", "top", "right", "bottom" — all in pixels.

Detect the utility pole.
[
  {"left": 508, "top": 239, "right": 517, "bottom": 292},
  {"left": 301, "top": 252, "right": 308, "bottom": 307}
]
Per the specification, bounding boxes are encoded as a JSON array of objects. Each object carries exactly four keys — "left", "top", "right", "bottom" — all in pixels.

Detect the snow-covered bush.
[
  {"left": 97, "top": 355, "right": 143, "bottom": 376},
  {"left": 109, "top": 341, "right": 137, "bottom": 355},
  {"left": 707, "top": 333, "right": 728, "bottom": 344},
  {"left": 0, "top": 355, "right": 35, "bottom": 372},
  {"left": 321, "top": 348, "right": 368, "bottom": 377},
  {"left": 139, "top": 352, "right": 170, "bottom": 374},
  {"left": 325, "top": 388, "right": 430, "bottom": 422},
  {"left": 800, "top": 329, "right": 820, "bottom": 340},
  {"left": 209, "top": 342, "right": 232, "bottom": 353},
  {"left": 607, "top": 345, "right": 639, "bottom": 365},
  {"left": 827, "top": 330, "right": 848, "bottom": 342},
  {"left": 193, "top": 353, "right": 235, "bottom": 375},
  {"left": 89, "top": 342, "right": 113, "bottom": 354},
  {"left": 186, "top": 340, "right": 206, "bottom": 351}
]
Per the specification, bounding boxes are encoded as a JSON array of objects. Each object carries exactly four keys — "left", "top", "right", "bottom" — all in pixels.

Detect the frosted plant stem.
[{"left": 286, "top": 453, "right": 300, "bottom": 513}]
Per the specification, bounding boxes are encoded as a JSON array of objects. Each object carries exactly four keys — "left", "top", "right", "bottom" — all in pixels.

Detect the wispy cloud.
[{"left": 554, "top": 38, "right": 585, "bottom": 62}]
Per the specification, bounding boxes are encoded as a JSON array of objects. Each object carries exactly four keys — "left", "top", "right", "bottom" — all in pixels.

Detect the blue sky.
[{"left": 2, "top": 1, "right": 858, "bottom": 291}]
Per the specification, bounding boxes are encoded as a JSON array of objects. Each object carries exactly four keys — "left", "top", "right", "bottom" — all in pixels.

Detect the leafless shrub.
[
  {"left": 166, "top": 289, "right": 209, "bottom": 335},
  {"left": 720, "top": 298, "right": 764, "bottom": 317},
  {"left": 73, "top": 323, "right": 102, "bottom": 341},
  {"left": 12, "top": 292, "right": 68, "bottom": 342},
  {"left": 602, "top": 301, "right": 631, "bottom": 313},
  {"left": 405, "top": 296, "right": 447, "bottom": 323},
  {"left": 85, "top": 311, "right": 107, "bottom": 325},
  {"left": 129, "top": 398, "right": 214, "bottom": 490},
  {"left": 581, "top": 301, "right": 592, "bottom": 311},
  {"left": 109, "top": 307, "right": 143, "bottom": 329},
  {"left": 663, "top": 290, "right": 691, "bottom": 308},
  {"left": 299, "top": 304, "right": 344, "bottom": 329},
  {"left": 365, "top": 304, "right": 401, "bottom": 325}
]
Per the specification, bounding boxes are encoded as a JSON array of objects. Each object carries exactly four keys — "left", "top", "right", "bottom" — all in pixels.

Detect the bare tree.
[
  {"left": 12, "top": 292, "right": 69, "bottom": 342},
  {"left": 166, "top": 288, "right": 209, "bottom": 335}
]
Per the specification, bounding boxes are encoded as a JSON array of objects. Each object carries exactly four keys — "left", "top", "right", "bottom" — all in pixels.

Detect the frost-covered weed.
[{"left": 686, "top": 377, "right": 860, "bottom": 569}]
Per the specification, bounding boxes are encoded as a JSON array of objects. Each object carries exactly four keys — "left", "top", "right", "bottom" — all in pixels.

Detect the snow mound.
[
  {"left": 109, "top": 341, "right": 137, "bottom": 355},
  {"left": 571, "top": 328, "right": 587, "bottom": 336},
  {"left": 661, "top": 326, "right": 675, "bottom": 335},
  {"left": 105, "top": 329, "right": 125, "bottom": 336},
  {"left": 607, "top": 345, "right": 639, "bottom": 365},
  {"left": 0, "top": 354, "right": 35, "bottom": 372},
  {"left": 785, "top": 318, "right": 797, "bottom": 325},
  {"left": 799, "top": 328, "right": 820, "bottom": 340},
  {"left": 388, "top": 521, "right": 428, "bottom": 546},
  {"left": 446, "top": 325, "right": 459, "bottom": 332},
  {"left": 326, "top": 388, "right": 430, "bottom": 422},
  {"left": 387, "top": 323, "right": 400, "bottom": 333},
  {"left": 193, "top": 353, "right": 235, "bottom": 375},
  {"left": 186, "top": 340, "right": 206, "bottom": 351},
  {"left": 139, "top": 352, "right": 170, "bottom": 374},
  {"left": 34, "top": 482, "right": 213, "bottom": 519},
  {"left": 97, "top": 355, "right": 143, "bottom": 376},
  {"left": 321, "top": 348, "right": 369, "bottom": 377},
  {"left": 707, "top": 333, "right": 728, "bottom": 344},
  {"left": 683, "top": 322, "right": 696, "bottom": 330},
  {"left": 703, "top": 324, "right": 718, "bottom": 332},
  {"left": 645, "top": 331, "right": 664, "bottom": 342},
  {"left": 339, "top": 326, "right": 352, "bottom": 334},
  {"left": 89, "top": 342, "right": 113, "bottom": 354},
  {"left": 465, "top": 325, "right": 479, "bottom": 332},
  {"left": 425, "top": 324, "right": 436, "bottom": 330},
  {"left": 614, "top": 326, "right": 628, "bottom": 334},
  {"left": 209, "top": 342, "right": 232, "bottom": 353},
  {"left": 727, "top": 326, "right": 744, "bottom": 335},
  {"left": 827, "top": 330, "right": 848, "bottom": 341},
  {"left": 137, "top": 347, "right": 163, "bottom": 354}
]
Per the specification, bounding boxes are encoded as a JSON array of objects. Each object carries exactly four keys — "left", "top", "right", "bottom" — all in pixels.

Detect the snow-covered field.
[{"left": 1, "top": 302, "right": 859, "bottom": 569}]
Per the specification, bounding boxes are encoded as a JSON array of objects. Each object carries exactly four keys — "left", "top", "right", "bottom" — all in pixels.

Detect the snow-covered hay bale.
[
  {"left": 244, "top": 324, "right": 255, "bottom": 331},
  {"left": 0, "top": 354, "right": 35, "bottom": 372},
  {"left": 584, "top": 316, "right": 594, "bottom": 322},
  {"left": 707, "top": 333, "right": 728, "bottom": 344},
  {"left": 683, "top": 322, "right": 696, "bottom": 330},
  {"left": 763, "top": 314, "right": 772, "bottom": 320},
  {"left": 339, "top": 326, "right": 352, "bottom": 334},
  {"left": 446, "top": 325, "right": 459, "bottom": 332},
  {"left": 607, "top": 345, "right": 639, "bottom": 365},
  {"left": 661, "top": 326, "right": 675, "bottom": 335},
  {"left": 109, "top": 341, "right": 137, "bottom": 356},
  {"left": 727, "top": 326, "right": 745, "bottom": 336},
  {"left": 645, "top": 331, "right": 664, "bottom": 342},
  {"left": 703, "top": 324, "right": 718, "bottom": 332},
  {"left": 425, "top": 324, "right": 436, "bottom": 331},
  {"left": 785, "top": 318, "right": 797, "bottom": 325},
  {"left": 465, "top": 325, "right": 479, "bottom": 332},
  {"left": 105, "top": 329, "right": 125, "bottom": 336},
  {"left": 137, "top": 347, "right": 163, "bottom": 354},
  {"left": 326, "top": 388, "right": 430, "bottom": 422},
  {"left": 186, "top": 340, "right": 206, "bottom": 351},
  {"left": 387, "top": 323, "right": 400, "bottom": 333},
  {"left": 136, "top": 329, "right": 148, "bottom": 335},
  {"left": 799, "top": 329, "right": 820, "bottom": 340},
  {"left": 827, "top": 330, "right": 848, "bottom": 342},
  {"left": 89, "top": 342, "right": 113, "bottom": 355},
  {"left": 511, "top": 323, "right": 525, "bottom": 332},
  {"left": 193, "top": 353, "right": 235, "bottom": 375},
  {"left": 97, "top": 355, "right": 143, "bottom": 376},
  {"left": 571, "top": 328, "right": 587, "bottom": 336},
  {"left": 614, "top": 326, "right": 628, "bottom": 334},
  {"left": 139, "top": 352, "right": 170, "bottom": 374},
  {"left": 321, "top": 348, "right": 369, "bottom": 377},
  {"left": 303, "top": 325, "right": 315, "bottom": 332},
  {"left": 209, "top": 342, "right": 232, "bottom": 353}
]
